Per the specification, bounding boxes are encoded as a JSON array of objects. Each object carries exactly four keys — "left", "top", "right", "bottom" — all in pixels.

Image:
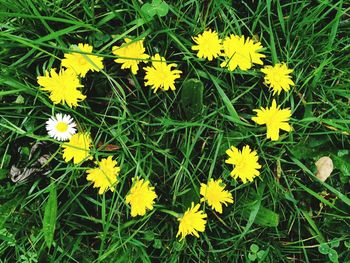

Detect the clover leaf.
[
  {"left": 141, "top": 0, "right": 169, "bottom": 19},
  {"left": 318, "top": 243, "right": 330, "bottom": 255}
]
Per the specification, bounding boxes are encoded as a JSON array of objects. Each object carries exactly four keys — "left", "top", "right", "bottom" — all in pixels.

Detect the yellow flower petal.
[
  {"left": 125, "top": 177, "right": 157, "bottom": 217},
  {"left": 112, "top": 38, "right": 149, "bottom": 74},
  {"left": 261, "top": 63, "right": 294, "bottom": 95},
  {"left": 191, "top": 29, "right": 222, "bottom": 61},
  {"left": 37, "top": 68, "right": 85, "bottom": 107},
  {"left": 62, "top": 132, "right": 92, "bottom": 164},
  {"left": 176, "top": 203, "right": 207, "bottom": 240},
  {"left": 225, "top": 145, "right": 261, "bottom": 183},
  {"left": 200, "top": 179, "right": 233, "bottom": 213},
  {"left": 62, "top": 43, "right": 104, "bottom": 77},
  {"left": 144, "top": 54, "right": 182, "bottom": 92},
  {"left": 86, "top": 156, "right": 120, "bottom": 194},
  {"left": 220, "top": 34, "right": 265, "bottom": 71},
  {"left": 252, "top": 99, "right": 292, "bottom": 141}
]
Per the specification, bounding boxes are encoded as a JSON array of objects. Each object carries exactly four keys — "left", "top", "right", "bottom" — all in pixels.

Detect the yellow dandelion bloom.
[
  {"left": 125, "top": 177, "right": 157, "bottom": 217},
  {"left": 261, "top": 63, "right": 294, "bottom": 95},
  {"left": 144, "top": 54, "right": 182, "bottom": 92},
  {"left": 86, "top": 156, "right": 121, "bottom": 194},
  {"left": 200, "top": 179, "right": 233, "bottom": 213},
  {"left": 37, "top": 68, "right": 85, "bottom": 107},
  {"left": 220, "top": 34, "right": 265, "bottom": 71},
  {"left": 61, "top": 43, "right": 104, "bottom": 77},
  {"left": 62, "top": 132, "right": 92, "bottom": 164},
  {"left": 191, "top": 29, "right": 222, "bottom": 61},
  {"left": 252, "top": 99, "right": 292, "bottom": 141},
  {"left": 177, "top": 202, "right": 207, "bottom": 241},
  {"left": 225, "top": 145, "right": 261, "bottom": 183},
  {"left": 112, "top": 38, "right": 149, "bottom": 74}
]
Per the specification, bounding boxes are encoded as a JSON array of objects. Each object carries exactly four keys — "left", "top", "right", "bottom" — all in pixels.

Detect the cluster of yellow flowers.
[
  {"left": 37, "top": 43, "right": 159, "bottom": 219},
  {"left": 112, "top": 39, "right": 182, "bottom": 92},
  {"left": 177, "top": 178, "right": 234, "bottom": 240},
  {"left": 36, "top": 28, "right": 295, "bottom": 241},
  {"left": 178, "top": 29, "right": 295, "bottom": 239},
  {"left": 176, "top": 144, "right": 262, "bottom": 240},
  {"left": 192, "top": 29, "right": 294, "bottom": 141},
  {"left": 37, "top": 44, "right": 103, "bottom": 107},
  {"left": 37, "top": 40, "right": 182, "bottom": 108}
]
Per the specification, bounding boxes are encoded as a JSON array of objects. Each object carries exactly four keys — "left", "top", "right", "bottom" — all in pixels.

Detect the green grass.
[{"left": 1, "top": 0, "right": 350, "bottom": 262}]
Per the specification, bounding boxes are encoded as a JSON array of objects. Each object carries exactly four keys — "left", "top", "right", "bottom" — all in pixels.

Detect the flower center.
[
  {"left": 79, "top": 55, "right": 88, "bottom": 66},
  {"left": 270, "top": 69, "right": 285, "bottom": 84},
  {"left": 55, "top": 121, "right": 68, "bottom": 132},
  {"left": 207, "top": 191, "right": 219, "bottom": 203},
  {"left": 235, "top": 157, "right": 254, "bottom": 177},
  {"left": 155, "top": 65, "right": 171, "bottom": 82}
]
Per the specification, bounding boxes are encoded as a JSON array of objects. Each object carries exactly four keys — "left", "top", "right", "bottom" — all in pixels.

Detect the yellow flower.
[
  {"left": 200, "top": 179, "right": 233, "bottom": 213},
  {"left": 86, "top": 156, "right": 121, "bottom": 194},
  {"left": 220, "top": 34, "right": 265, "bottom": 71},
  {"left": 177, "top": 202, "right": 207, "bottom": 241},
  {"left": 144, "top": 54, "right": 182, "bottom": 92},
  {"left": 112, "top": 38, "right": 149, "bottom": 74},
  {"left": 61, "top": 43, "right": 104, "bottom": 77},
  {"left": 225, "top": 145, "right": 261, "bottom": 183},
  {"left": 62, "top": 132, "right": 92, "bottom": 164},
  {"left": 252, "top": 99, "right": 292, "bottom": 141},
  {"left": 37, "top": 68, "right": 85, "bottom": 107},
  {"left": 261, "top": 63, "right": 294, "bottom": 95},
  {"left": 191, "top": 29, "right": 222, "bottom": 61},
  {"left": 125, "top": 177, "right": 157, "bottom": 217}
]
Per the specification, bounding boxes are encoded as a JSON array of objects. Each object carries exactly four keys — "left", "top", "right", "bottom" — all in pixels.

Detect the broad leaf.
[
  {"left": 43, "top": 183, "right": 57, "bottom": 249},
  {"left": 180, "top": 79, "right": 204, "bottom": 120}
]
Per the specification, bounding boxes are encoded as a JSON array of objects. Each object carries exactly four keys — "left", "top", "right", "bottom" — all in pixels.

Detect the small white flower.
[{"left": 46, "top": 113, "right": 77, "bottom": 141}]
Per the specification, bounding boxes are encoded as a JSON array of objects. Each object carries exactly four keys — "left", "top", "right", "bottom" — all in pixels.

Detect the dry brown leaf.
[
  {"left": 315, "top": 156, "right": 333, "bottom": 182},
  {"left": 97, "top": 142, "right": 120, "bottom": 151}
]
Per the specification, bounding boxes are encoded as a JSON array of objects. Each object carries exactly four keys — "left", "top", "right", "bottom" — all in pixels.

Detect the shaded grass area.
[{"left": 0, "top": 0, "right": 350, "bottom": 262}]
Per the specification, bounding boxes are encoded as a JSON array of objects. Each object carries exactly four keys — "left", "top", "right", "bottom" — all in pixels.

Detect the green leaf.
[
  {"left": 141, "top": 0, "right": 169, "bottom": 19},
  {"left": 328, "top": 248, "right": 339, "bottom": 263},
  {"left": 14, "top": 94, "right": 24, "bottom": 104},
  {"left": 344, "top": 240, "right": 350, "bottom": 249},
  {"left": 0, "top": 198, "right": 22, "bottom": 229},
  {"left": 330, "top": 239, "right": 340, "bottom": 248},
  {"left": 153, "top": 239, "right": 162, "bottom": 249},
  {"left": 180, "top": 79, "right": 204, "bottom": 120},
  {"left": 0, "top": 169, "right": 8, "bottom": 180},
  {"left": 288, "top": 144, "right": 318, "bottom": 160},
  {"left": 331, "top": 154, "right": 350, "bottom": 176},
  {"left": 173, "top": 240, "right": 185, "bottom": 251},
  {"left": 43, "top": 183, "right": 57, "bottom": 249},
  {"left": 257, "top": 250, "right": 265, "bottom": 259},
  {"left": 141, "top": 3, "right": 157, "bottom": 18},
  {"left": 144, "top": 231, "right": 154, "bottom": 241},
  {"left": 318, "top": 243, "right": 330, "bottom": 255},
  {"left": 248, "top": 252, "right": 257, "bottom": 261},
  {"left": 250, "top": 244, "right": 259, "bottom": 253},
  {"left": 337, "top": 149, "right": 349, "bottom": 157},
  {"left": 241, "top": 205, "right": 279, "bottom": 227},
  {"left": 0, "top": 228, "right": 15, "bottom": 246}
]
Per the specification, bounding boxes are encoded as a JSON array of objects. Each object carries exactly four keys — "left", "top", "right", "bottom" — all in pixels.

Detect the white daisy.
[{"left": 46, "top": 113, "right": 77, "bottom": 141}]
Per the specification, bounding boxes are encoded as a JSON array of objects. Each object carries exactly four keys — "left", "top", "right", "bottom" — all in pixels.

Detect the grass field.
[{"left": 0, "top": 0, "right": 350, "bottom": 262}]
